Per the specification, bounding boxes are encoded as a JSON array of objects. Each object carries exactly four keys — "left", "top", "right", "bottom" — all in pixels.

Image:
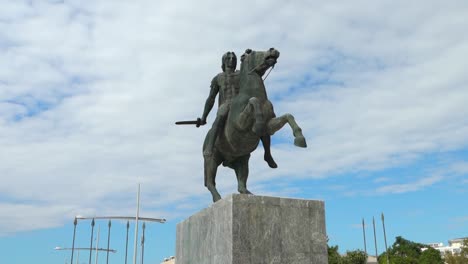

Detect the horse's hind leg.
[
  {"left": 267, "top": 113, "right": 307, "bottom": 148},
  {"left": 233, "top": 155, "right": 252, "bottom": 195},
  {"left": 204, "top": 155, "right": 223, "bottom": 202}
]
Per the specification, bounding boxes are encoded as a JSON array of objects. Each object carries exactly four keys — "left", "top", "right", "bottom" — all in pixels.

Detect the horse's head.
[{"left": 240, "top": 48, "right": 280, "bottom": 77}]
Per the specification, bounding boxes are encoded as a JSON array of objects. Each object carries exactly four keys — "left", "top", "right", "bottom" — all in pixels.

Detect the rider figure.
[{"left": 201, "top": 51, "right": 278, "bottom": 168}]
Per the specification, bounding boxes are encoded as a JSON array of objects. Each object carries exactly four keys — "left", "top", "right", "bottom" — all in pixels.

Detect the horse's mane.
[{"left": 239, "top": 49, "right": 255, "bottom": 75}]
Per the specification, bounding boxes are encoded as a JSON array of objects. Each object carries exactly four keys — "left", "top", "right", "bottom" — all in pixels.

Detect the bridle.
[
  {"left": 248, "top": 57, "right": 275, "bottom": 81},
  {"left": 263, "top": 65, "right": 274, "bottom": 81}
]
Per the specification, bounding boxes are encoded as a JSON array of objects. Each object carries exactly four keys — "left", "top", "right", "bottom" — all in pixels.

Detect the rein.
[
  {"left": 263, "top": 65, "right": 274, "bottom": 81},
  {"left": 248, "top": 63, "right": 275, "bottom": 81}
]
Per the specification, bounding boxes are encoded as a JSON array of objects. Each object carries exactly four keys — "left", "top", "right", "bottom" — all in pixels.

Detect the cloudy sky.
[{"left": 1, "top": 0, "right": 467, "bottom": 263}]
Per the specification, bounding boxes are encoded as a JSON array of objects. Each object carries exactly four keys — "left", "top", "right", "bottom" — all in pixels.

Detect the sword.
[{"left": 175, "top": 117, "right": 206, "bottom": 127}]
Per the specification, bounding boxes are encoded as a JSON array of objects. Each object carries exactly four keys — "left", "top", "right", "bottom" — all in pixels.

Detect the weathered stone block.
[{"left": 176, "top": 194, "right": 327, "bottom": 264}]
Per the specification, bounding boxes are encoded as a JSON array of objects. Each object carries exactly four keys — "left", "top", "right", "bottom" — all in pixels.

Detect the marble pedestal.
[{"left": 176, "top": 194, "right": 328, "bottom": 264}]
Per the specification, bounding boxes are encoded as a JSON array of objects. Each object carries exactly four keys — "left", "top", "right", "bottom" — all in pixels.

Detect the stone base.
[{"left": 176, "top": 194, "right": 328, "bottom": 264}]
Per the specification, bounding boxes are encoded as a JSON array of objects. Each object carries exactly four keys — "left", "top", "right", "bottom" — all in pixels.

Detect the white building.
[
  {"left": 423, "top": 237, "right": 467, "bottom": 256},
  {"left": 449, "top": 237, "right": 467, "bottom": 249},
  {"left": 367, "top": 255, "right": 378, "bottom": 263},
  {"left": 160, "top": 256, "right": 175, "bottom": 264}
]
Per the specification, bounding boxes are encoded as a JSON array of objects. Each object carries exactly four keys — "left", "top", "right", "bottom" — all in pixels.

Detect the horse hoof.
[
  {"left": 239, "top": 188, "right": 253, "bottom": 195},
  {"left": 294, "top": 136, "right": 307, "bottom": 148},
  {"left": 264, "top": 155, "right": 278, "bottom": 168},
  {"left": 213, "top": 194, "right": 222, "bottom": 202}
]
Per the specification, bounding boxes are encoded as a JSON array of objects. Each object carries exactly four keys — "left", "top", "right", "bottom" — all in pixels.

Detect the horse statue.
[{"left": 203, "top": 48, "right": 307, "bottom": 202}]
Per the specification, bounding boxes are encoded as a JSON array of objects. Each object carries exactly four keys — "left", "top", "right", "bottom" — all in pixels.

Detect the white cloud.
[
  {"left": 449, "top": 162, "right": 468, "bottom": 176},
  {"left": 0, "top": 202, "right": 75, "bottom": 236},
  {"left": 375, "top": 175, "right": 443, "bottom": 194},
  {"left": 1, "top": 0, "right": 468, "bottom": 233},
  {"left": 452, "top": 216, "right": 468, "bottom": 223},
  {"left": 373, "top": 177, "right": 390, "bottom": 183}
]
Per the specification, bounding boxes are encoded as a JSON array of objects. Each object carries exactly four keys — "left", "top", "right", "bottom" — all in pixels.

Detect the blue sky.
[{"left": 1, "top": 0, "right": 467, "bottom": 263}]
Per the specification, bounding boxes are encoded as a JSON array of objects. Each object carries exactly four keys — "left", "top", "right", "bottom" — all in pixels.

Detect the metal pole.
[
  {"left": 382, "top": 213, "right": 390, "bottom": 264},
  {"left": 95, "top": 226, "right": 100, "bottom": 264},
  {"left": 133, "top": 184, "right": 141, "bottom": 264},
  {"left": 141, "top": 222, "right": 146, "bottom": 264},
  {"left": 373, "top": 217, "right": 378, "bottom": 259},
  {"left": 89, "top": 218, "right": 95, "bottom": 264},
  {"left": 125, "top": 221, "right": 130, "bottom": 264},
  {"left": 106, "top": 220, "right": 111, "bottom": 264},
  {"left": 71, "top": 217, "right": 78, "bottom": 264},
  {"left": 362, "top": 218, "right": 367, "bottom": 256},
  {"left": 55, "top": 247, "right": 116, "bottom": 253},
  {"left": 77, "top": 250, "right": 79, "bottom": 264},
  {"left": 76, "top": 215, "right": 164, "bottom": 223}
]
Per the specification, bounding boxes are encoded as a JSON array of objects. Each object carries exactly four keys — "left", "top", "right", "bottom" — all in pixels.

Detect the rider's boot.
[{"left": 261, "top": 135, "right": 277, "bottom": 168}]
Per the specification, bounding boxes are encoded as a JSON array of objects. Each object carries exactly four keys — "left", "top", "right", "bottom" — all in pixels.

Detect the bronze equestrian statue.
[
  {"left": 177, "top": 48, "right": 307, "bottom": 202},
  {"left": 201, "top": 51, "right": 278, "bottom": 168}
]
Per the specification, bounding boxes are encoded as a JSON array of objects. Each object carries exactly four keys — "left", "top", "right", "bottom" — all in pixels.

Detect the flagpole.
[
  {"left": 70, "top": 217, "right": 77, "bottom": 264},
  {"left": 373, "top": 216, "right": 378, "bottom": 259},
  {"left": 106, "top": 220, "right": 112, "bottom": 264},
  {"left": 382, "top": 213, "right": 389, "bottom": 264},
  {"left": 362, "top": 218, "right": 367, "bottom": 257},
  {"left": 133, "top": 184, "right": 141, "bottom": 264},
  {"left": 95, "top": 226, "right": 100, "bottom": 264},
  {"left": 88, "top": 218, "right": 95, "bottom": 264},
  {"left": 141, "top": 222, "right": 146, "bottom": 264},
  {"left": 125, "top": 221, "right": 130, "bottom": 264}
]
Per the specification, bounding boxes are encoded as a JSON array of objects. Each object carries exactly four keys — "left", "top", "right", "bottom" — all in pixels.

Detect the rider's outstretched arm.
[{"left": 201, "top": 76, "right": 219, "bottom": 124}]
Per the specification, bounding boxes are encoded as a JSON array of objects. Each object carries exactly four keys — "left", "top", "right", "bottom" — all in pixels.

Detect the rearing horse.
[{"left": 203, "top": 48, "right": 307, "bottom": 202}]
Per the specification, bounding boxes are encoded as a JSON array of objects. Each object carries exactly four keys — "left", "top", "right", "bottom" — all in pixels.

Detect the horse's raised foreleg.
[
  {"left": 237, "top": 97, "right": 265, "bottom": 136},
  {"left": 204, "top": 155, "right": 223, "bottom": 202},
  {"left": 267, "top": 113, "right": 307, "bottom": 148},
  {"left": 232, "top": 155, "right": 252, "bottom": 195}
]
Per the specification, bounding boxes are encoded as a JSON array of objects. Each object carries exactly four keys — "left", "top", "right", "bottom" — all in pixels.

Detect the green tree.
[
  {"left": 419, "top": 247, "right": 443, "bottom": 264},
  {"left": 445, "top": 239, "right": 468, "bottom": 264},
  {"left": 378, "top": 236, "right": 427, "bottom": 264},
  {"left": 342, "top": 249, "right": 367, "bottom": 264},
  {"left": 462, "top": 239, "right": 468, "bottom": 262},
  {"left": 378, "top": 252, "right": 390, "bottom": 264},
  {"left": 328, "top": 245, "right": 343, "bottom": 264},
  {"left": 445, "top": 251, "right": 458, "bottom": 264}
]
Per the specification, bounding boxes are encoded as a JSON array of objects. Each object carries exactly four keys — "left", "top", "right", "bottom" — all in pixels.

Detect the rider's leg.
[
  {"left": 260, "top": 135, "right": 277, "bottom": 168},
  {"left": 204, "top": 153, "right": 223, "bottom": 202},
  {"left": 203, "top": 104, "right": 229, "bottom": 157}
]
